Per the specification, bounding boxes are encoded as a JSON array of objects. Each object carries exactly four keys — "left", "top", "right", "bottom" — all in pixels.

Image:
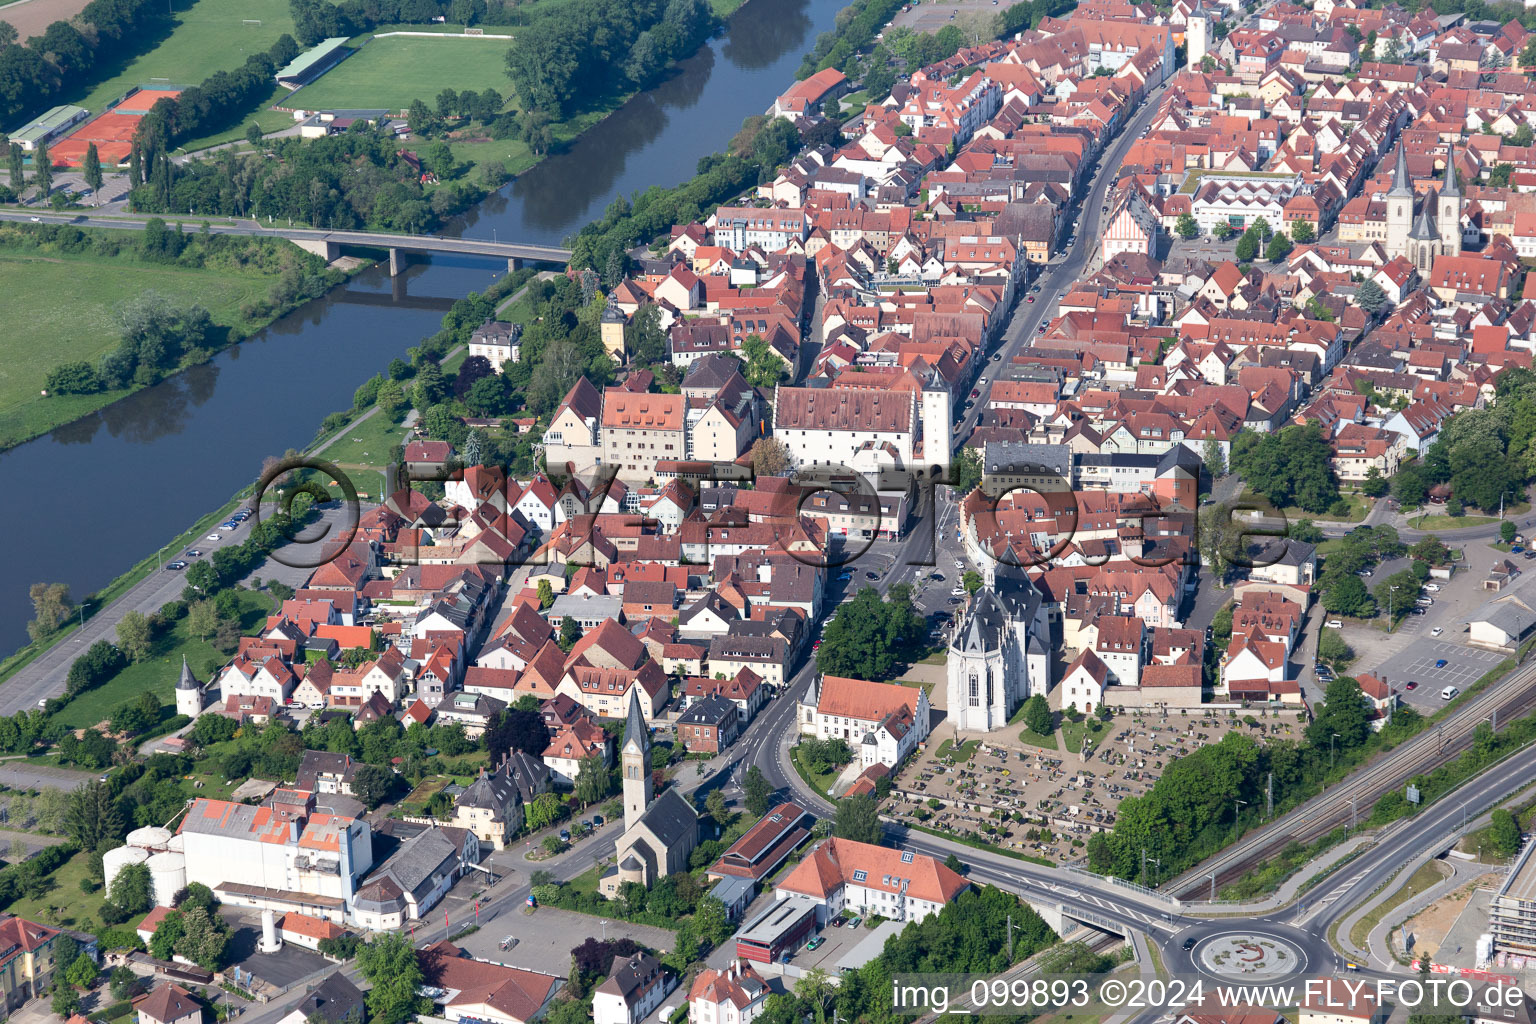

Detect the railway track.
[{"left": 1167, "top": 658, "right": 1536, "bottom": 899}]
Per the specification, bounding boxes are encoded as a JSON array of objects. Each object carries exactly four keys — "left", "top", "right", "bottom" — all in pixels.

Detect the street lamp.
[
  {"left": 1388, "top": 583, "right": 1399, "bottom": 627},
  {"left": 600, "top": 919, "right": 608, "bottom": 941},
  {"left": 1330, "top": 732, "right": 1340, "bottom": 770},
  {"left": 1233, "top": 799, "right": 1247, "bottom": 837}
]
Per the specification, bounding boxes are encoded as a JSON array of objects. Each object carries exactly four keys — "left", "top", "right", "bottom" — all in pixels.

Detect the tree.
[
  {"left": 1234, "top": 231, "right": 1258, "bottom": 262},
  {"left": 945, "top": 853, "right": 965, "bottom": 874},
  {"left": 704, "top": 789, "right": 729, "bottom": 828},
  {"left": 1290, "top": 220, "right": 1315, "bottom": 243},
  {"left": 52, "top": 984, "right": 79, "bottom": 1018},
  {"left": 1502, "top": 521, "right": 1518, "bottom": 544},
  {"left": 353, "top": 764, "right": 395, "bottom": 808},
  {"left": 1321, "top": 575, "right": 1376, "bottom": 619},
  {"left": 559, "top": 616, "right": 580, "bottom": 651},
  {"left": 82, "top": 143, "right": 102, "bottom": 202},
  {"left": 33, "top": 138, "right": 51, "bottom": 198},
  {"left": 110, "top": 862, "right": 154, "bottom": 914},
  {"left": 1355, "top": 278, "right": 1387, "bottom": 316},
  {"left": 245, "top": 122, "right": 264, "bottom": 147},
  {"left": 1022, "top": 694, "right": 1052, "bottom": 737},
  {"left": 486, "top": 708, "right": 549, "bottom": 762},
  {"left": 1176, "top": 213, "right": 1199, "bottom": 239},
  {"left": 1229, "top": 423, "right": 1341, "bottom": 514},
  {"left": 1202, "top": 438, "right": 1226, "bottom": 479},
  {"left": 1491, "top": 808, "right": 1522, "bottom": 857},
  {"left": 816, "top": 587, "right": 926, "bottom": 680},
  {"left": 26, "top": 582, "right": 72, "bottom": 642},
  {"left": 750, "top": 437, "right": 792, "bottom": 476},
  {"left": 537, "top": 579, "right": 555, "bottom": 610},
  {"left": 376, "top": 380, "right": 406, "bottom": 419},
  {"left": 1265, "top": 232, "right": 1292, "bottom": 263},
  {"left": 357, "top": 932, "right": 427, "bottom": 1024},
  {"left": 188, "top": 598, "right": 220, "bottom": 640},
  {"left": 744, "top": 765, "right": 772, "bottom": 816},
  {"left": 961, "top": 570, "right": 983, "bottom": 595},
  {"left": 1308, "top": 676, "right": 1371, "bottom": 752},
  {"left": 1317, "top": 628, "right": 1354, "bottom": 669},
  {"left": 833, "top": 793, "right": 882, "bottom": 844},
  {"left": 66, "top": 780, "right": 124, "bottom": 851},
  {"left": 115, "top": 611, "right": 153, "bottom": 662},
  {"left": 0, "top": 20, "right": 14, "bottom": 45},
  {"left": 64, "top": 952, "right": 97, "bottom": 989},
  {"left": 694, "top": 894, "right": 731, "bottom": 947},
  {"left": 525, "top": 792, "right": 562, "bottom": 831},
  {"left": 1197, "top": 502, "right": 1236, "bottom": 584},
  {"left": 574, "top": 755, "right": 609, "bottom": 806},
  {"left": 8, "top": 142, "right": 23, "bottom": 191},
  {"left": 740, "top": 333, "right": 786, "bottom": 387}
]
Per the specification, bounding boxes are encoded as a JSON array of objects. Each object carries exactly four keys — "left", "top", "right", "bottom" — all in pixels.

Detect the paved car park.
[
  {"left": 1377, "top": 641, "right": 1506, "bottom": 710},
  {"left": 454, "top": 906, "right": 676, "bottom": 972}
]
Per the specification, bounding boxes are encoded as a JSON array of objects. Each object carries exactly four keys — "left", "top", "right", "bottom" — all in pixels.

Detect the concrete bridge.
[{"left": 283, "top": 228, "right": 572, "bottom": 275}]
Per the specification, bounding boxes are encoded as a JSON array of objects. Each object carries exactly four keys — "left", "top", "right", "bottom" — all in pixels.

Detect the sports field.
[
  {"left": 62, "top": 0, "right": 297, "bottom": 113},
  {"left": 289, "top": 35, "right": 514, "bottom": 114}
]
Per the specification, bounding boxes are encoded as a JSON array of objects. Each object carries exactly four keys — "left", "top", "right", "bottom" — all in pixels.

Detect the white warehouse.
[{"left": 178, "top": 789, "right": 373, "bottom": 925}]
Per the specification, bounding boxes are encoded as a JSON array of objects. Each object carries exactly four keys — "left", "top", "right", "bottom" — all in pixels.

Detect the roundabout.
[{"left": 1195, "top": 932, "right": 1308, "bottom": 978}]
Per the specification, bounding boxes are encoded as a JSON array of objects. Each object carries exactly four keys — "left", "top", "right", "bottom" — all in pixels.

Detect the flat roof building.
[
  {"left": 1492, "top": 839, "right": 1536, "bottom": 958},
  {"left": 8, "top": 105, "right": 90, "bottom": 151}
]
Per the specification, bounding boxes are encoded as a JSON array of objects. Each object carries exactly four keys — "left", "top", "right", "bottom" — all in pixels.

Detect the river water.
[{"left": 0, "top": 0, "right": 844, "bottom": 657}]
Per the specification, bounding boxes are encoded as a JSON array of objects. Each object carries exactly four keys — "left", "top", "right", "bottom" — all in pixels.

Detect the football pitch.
[{"left": 288, "top": 34, "right": 513, "bottom": 114}]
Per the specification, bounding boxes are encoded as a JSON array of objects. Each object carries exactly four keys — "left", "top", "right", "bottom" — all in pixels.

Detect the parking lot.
[
  {"left": 453, "top": 906, "right": 675, "bottom": 973},
  {"left": 890, "top": 0, "right": 1006, "bottom": 33},
  {"left": 1377, "top": 640, "right": 1506, "bottom": 710}
]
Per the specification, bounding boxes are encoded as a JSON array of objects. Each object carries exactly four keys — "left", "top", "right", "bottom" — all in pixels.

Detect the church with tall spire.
[
  {"left": 1384, "top": 137, "right": 1464, "bottom": 272},
  {"left": 600, "top": 689, "right": 699, "bottom": 898}
]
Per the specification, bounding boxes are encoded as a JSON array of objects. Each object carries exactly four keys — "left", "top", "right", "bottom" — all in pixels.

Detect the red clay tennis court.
[{"left": 50, "top": 88, "right": 182, "bottom": 167}]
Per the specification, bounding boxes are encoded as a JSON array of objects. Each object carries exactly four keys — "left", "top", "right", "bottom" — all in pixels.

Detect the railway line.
[{"left": 1168, "top": 656, "right": 1536, "bottom": 898}]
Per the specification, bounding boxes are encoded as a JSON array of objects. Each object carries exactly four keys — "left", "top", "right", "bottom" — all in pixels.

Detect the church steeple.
[
  {"left": 1388, "top": 142, "right": 1414, "bottom": 197},
  {"left": 621, "top": 688, "right": 652, "bottom": 829},
  {"left": 1441, "top": 138, "right": 1461, "bottom": 198}
]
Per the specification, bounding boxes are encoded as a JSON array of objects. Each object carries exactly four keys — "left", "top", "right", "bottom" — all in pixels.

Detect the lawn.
[
  {"left": 1237, "top": 489, "right": 1370, "bottom": 524},
  {"left": 1017, "top": 727, "right": 1058, "bottom": 750},
  {"left": 789, "top": 745, "right": 841, "bottom": 798},
  {"left": 323, "top": 410, "right": 412, "bottom": 477},
  {"left": 2, "top": 850, "right": 106, "bottom": 931},
  {"left": 0, "top": 251, "right": 290, "bottom": 450},
  {"left": 935, "top": 739, "right": 979, "bottom": 760},
  {"left": 1061, "top": 718, "right": 1108, "bottom": 754},
  {"left": 1347, "top": 860, "right": 1446, "bottom": 948},
  {"left": 1411, "top": 514, "right": 1500, "bottom": 530},
  {"left": 53, "top": 589, "right": 274, "bottom": 729},
  {"left": 62, "top": 0, "right": 298, "bottom": 115},
  {"left": 288, "top": 35, "right": 516, "bottom": 114}
]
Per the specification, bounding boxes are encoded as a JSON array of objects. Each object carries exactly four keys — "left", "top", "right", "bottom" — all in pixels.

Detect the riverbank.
[{"left": 0, "top": 225, "right": 375, "bottom": 452}]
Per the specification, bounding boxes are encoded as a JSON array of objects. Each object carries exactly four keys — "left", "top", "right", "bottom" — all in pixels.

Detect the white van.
[{"left": 1441, "top": 686, "right": 1460, "bottom": 701}]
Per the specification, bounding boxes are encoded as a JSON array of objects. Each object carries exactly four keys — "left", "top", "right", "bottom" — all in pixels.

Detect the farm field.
[
  {"left": 0, "top": 0, "right": 96, "bottom": 39},
  {"left": 288, "top": 34, "right": 514, "bottom": 114}
]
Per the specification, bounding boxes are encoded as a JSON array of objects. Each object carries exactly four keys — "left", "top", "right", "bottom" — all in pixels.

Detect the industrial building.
[
  {"left": 177, "top": 790, "right": 373, "bottom": 925},
  {"left": 734, "top": 895, "right": 820, "bottom": 964}
]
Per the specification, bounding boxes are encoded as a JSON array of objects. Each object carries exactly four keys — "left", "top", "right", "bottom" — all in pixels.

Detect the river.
[{"left": 0, "top": 0, "right": 846, "bottom": 657}]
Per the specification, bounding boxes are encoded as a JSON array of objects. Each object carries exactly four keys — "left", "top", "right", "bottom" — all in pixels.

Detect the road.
[
  {"left": 0, "top": 210, "right": 572, "bottom": 263},
  {"left": 0, "top": 503, "right": 360, "bottom": 716},
  {"left": 953, "top": 75, "right": 1172, "bottom": 439}
]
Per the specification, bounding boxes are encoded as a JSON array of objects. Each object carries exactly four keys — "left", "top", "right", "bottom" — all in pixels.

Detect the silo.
[
  {"left": 146, "top": 851, "right": 186, "bottom": 907},
  {"left": 127, "top": 826, "right": 173, "bottom": 851},
  {"left": 102, "top": 846, "right": 150, "bottom": 895},
  {"left": 165, "top": 834, "right": 185, "bottom": 854}
]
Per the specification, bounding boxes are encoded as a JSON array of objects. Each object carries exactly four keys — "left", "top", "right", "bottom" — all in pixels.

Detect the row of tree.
[
  {"left": 0, "top": 0, "right": 163, "bottom": 124},
  {"left": 289, "top": 0, "right": 530, "bottom": 47}
]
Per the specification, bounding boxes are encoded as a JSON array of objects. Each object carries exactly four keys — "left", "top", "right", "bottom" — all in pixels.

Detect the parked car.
[
  {"left": 1425, "top": 583, "right": 1441, "bottom": 591},
  {"left": 500, "top": 935, "right": 518, "bottom": 950},
  {"left": 1431, "top": 627, "right": 1444, "bottom": 637},
  {"left": 559, "top": 829, "right": 571, "bottom": 842},
  {"left": 807, "top": 936, "right": 826, "bottom": 951},
  {"left": 1416, "top": 597, "right": 1433, "bottom": 606},
  {"left": 1441, "top": 686, "right": 1459, "bottom": 700},
  {"left": 1405, "top": 681, "right": 1418, "bottom": 690},
  {"left": 592, "top": 814, "right": 604, "bottom": 827},
  {"left": 1435, "top": 659, "right": 1449, "bottom": 669},
  {"left": 309, "top": 702, "right": 326, "bottom": 710},
  {"left": 832, "top": 917, "right": 844, "bottom": 927},
  {"left": 185, "top": 549, "right": 202, "bottom": 557},
  {"left": 166, "top": 560, "right": 187, "bottom": 570},
  {"left": 206, "top": 534, "right": 222, "bottom": 541},
  {"left": 1326, "top": 620, "right": 1343, "bottom": 628},
  {"left": 1356, "top": 569, "right": 1373, "bottom": 578}
]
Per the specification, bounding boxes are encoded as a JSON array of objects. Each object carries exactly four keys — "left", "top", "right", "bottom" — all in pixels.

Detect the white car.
[
  {"left": 1326, "top": 619, "right": 1343, "bottom": 629},
  {"left": 309, "top": 702, "right": 326, "bottom": 710},
  {"left": 1431, "top": 627, "right": 1444, "bottom": 637},
  {"left": 1424, "top": 583, "right": 1441, "bottom": 592},
  {"left": 206, "top": 534, "right": 222, "bottom": 541},
  {"left": 1441, "top": 686, "right": 1460, "bottom": 701}
]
